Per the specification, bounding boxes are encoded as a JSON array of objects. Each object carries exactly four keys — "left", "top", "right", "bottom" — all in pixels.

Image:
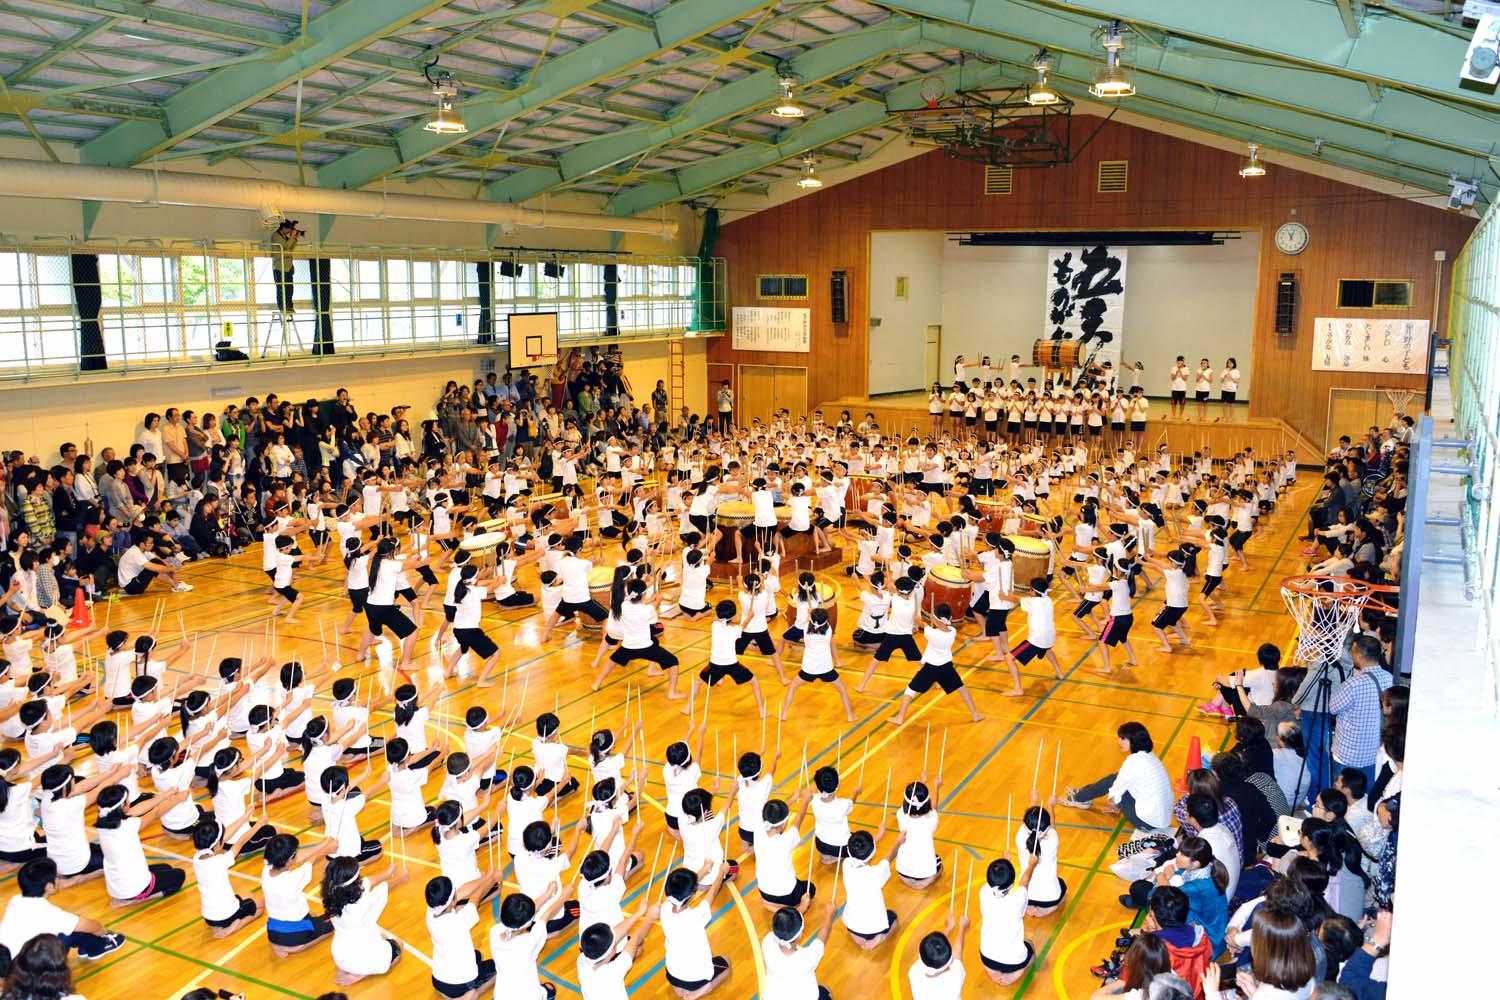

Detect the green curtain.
[{"left": 692, "top": 208, "right": 724, "bottom": 331}]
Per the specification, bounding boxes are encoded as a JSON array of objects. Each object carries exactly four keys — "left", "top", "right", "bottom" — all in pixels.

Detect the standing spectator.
[
  {"left": 652, "top": 380, "right": 669, "bottom": 429},
  {"left": 716, "top": 380, "right": 734, "bottom": 433},
  {"left": 160, "top": 408, "right": 189, "bottom": 483},
  {"left": 20, "top": 470, "right": 56, "bottom": 545},
  {"left": 137, "top": 413, "right": 164, "bottom": 463},
  {"left": 1327, "top": 636, "right": 1394, "bottom": 790},
  {"left": 50, "top": 468, "right": 78, "bottom": 550},
  {"left": 184, "top": 411, "right": 210, "bottom": 485}
]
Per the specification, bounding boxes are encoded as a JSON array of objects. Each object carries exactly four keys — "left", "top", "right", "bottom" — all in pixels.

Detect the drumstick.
[
  {"left": 948, "top": 846, "right": 959, "bottom": 916},
  {"left": 922, "top": 722, "right": 931, "bottom": 773},
  {"left": 836, "top": 731, "right": 842, "bottom": 771},
  {"left": 800, "top": 739, "right": 808, "bottom": 788},
  {"left": 831, "top": 854, "right": 844, "bottom": 909},
  {"left": 1052, "top": 740, "right": 1062, "bottom": 802},
  {"left": 643, "top": 833, "right": 664, "bottom": 894},
  {"left": 856, "top": 734, "right": 870, "bottom": 792},
  {"left": 937, "top": 728, "right": 948, "bottom": 782},
  {"left": 806, "top": 825, "right": 817, "bottom": 888},
  {"left": 1032, "top": 737, "right": 1043, "bottom": 794},
  {"left": 964, "top": 856, "right": 975, "bottom": 920},
  {"left": 760, "top": 707, "right": 767, "bottom": 751},
  {"left": 776, "top": 709, "right": 783, "bottom": 754},
  {"left": 882, "top": 766, "right": 892, "bottom": 825},
  {"left": 714, "top": 728, "right": 720, "bottom": 781},
  {"left": 1007, "top": 792, "right": 1013, "bottom": 860}
]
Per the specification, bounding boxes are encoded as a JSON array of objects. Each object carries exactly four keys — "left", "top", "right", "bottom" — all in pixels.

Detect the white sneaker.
[{"left": 172, "top": 582, "right": 193, "bottom": 593}]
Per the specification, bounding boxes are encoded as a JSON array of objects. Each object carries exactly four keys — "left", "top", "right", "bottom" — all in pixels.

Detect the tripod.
[{"left": 1292, "top": 653, "right": 1346, "bottom": 809}]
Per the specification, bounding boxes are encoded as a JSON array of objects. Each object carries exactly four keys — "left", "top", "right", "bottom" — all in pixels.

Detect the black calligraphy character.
[
  {"left": 1049, "top": 253, "right": 1076, "bottom": 339},
  {"left": 1071, "top": 246, "right": 1124, "bottom": 347}
]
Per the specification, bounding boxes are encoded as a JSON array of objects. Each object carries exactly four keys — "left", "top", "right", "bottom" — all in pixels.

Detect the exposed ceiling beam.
[
  {"left": 483, "top": 21, "right": 923, "bottom": 204},
  {"left": 609, "top": 59, "right": 1014, "bottom": 216},
  {"left": 316, "top": 0, "right": 776, "bottom": 191},
  {"left": 3, "top": 18, "right": 117, "bottom": 86},
  {"left": 39, "top": 0, "right": 290, "bottom": 47},
  {"left": 1334, "top": 0, "right": 1364, "bottom": 39},
  {"left": 913, "top": 0, "right": 1500, "bottom": 112},
  {"left": 78, "top": 1, "right": 452, "bottom": 166},
  {"left": 875, "top": 3, "right": 1500, "bottom": 158}
]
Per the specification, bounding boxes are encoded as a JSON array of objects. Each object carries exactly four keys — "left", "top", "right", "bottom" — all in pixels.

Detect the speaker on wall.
[
  {"left": 1274, "top": 271, "right": 1298, "bottom": 336},
  {"left": 830, "top": 269, "right": 850, "bottom": 324}
]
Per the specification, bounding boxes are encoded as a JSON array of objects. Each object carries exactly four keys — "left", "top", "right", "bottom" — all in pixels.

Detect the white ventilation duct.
[{"left": 0, "top": 157, "right": 677, "bottom": 239}]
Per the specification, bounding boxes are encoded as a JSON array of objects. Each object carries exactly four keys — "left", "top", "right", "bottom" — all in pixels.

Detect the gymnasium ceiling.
[{"left": 0, "top": 0, "right": 1497, "bottom": 218}]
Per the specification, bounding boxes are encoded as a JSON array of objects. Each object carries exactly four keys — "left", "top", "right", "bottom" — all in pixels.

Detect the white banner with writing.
[
  {"left": 1043, "top": 245, "right": 1127, "bottom": 368},
  {"left": 1311, "top": 317, "right": 1430, "bottom": 374},
  {"left": 731, "top": 306, "right": 811, "bottom": 353}
]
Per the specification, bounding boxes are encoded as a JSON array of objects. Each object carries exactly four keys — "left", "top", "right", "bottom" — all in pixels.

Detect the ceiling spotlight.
[
  {"left": 1026, "top": 50, "right": 1060, "bottom": 106},
  {"left": 1090, "top": 20, "right": 1135, "bottom": 98},
  {"left": 1239, "top": 142, "right": 1266, "bottom": 178},
  {"left": 422, "top": 59, "right": 467, "bottom": 134},
  {"left": 773, "top": 76, "right": 807, "bottom": 119},
  {"left": 796, "top": 154, "right": 823, "bottom": 189}
]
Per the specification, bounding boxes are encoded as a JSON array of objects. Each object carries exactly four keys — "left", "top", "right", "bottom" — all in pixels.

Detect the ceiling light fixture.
[
  {"left": 422, "top": 58, "right": 468, "bottom": 135},
  {"left": 1239, "top": 142, "right": 1266, "bottom": 178},
  {"left": 1026, "top": 50, "right": 1060, "bottom": 106},
  {"left": 796, "top": 154, "right": 823, "bottom": 189},
  {"left": 1090, "top": 20, "right": 1135, "bottom": 98},
  {"left": 773, "top": 75, "right": 807, "bottom": 119}
]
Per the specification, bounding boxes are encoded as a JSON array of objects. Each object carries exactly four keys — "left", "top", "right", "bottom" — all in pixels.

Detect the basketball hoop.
[
  {"left": 1381, "top": 386, "right": 1417, "bottom": 417},
  {"left": 1280, "top": 574, "right": 1371, "bottom": 667}
]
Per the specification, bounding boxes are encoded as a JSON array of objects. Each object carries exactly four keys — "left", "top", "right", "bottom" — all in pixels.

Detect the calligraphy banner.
[
  {"left": 1043, "top": 246, "right": 1127, "bottom": 369},
  {"left": 1311, "top": 317, "right": 1430, "bottom": 374},
  {"left": 731, "top": 306, "right": 811, "bottom": 353}
]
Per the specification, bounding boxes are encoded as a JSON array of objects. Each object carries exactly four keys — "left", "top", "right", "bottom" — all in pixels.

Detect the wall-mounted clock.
[{"left": 1275, "top": 221, "right": 1310, "bottom": 255}]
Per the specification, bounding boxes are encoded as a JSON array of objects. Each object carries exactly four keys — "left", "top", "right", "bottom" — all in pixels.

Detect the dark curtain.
[
  {"left": 70, "top": 254, "right": 107, "bottom": 371},
  {"left": 476, "top": 261, "right": 493, "bottom": 344},
  {"left": 603, "top": 263, "right": 619, "bottom": 337},
  {"left": 309, "top": 258, "right": 335, "bottom": 355},
  {"left": 692, "top": 208, "right": 723, "bottom": 331}
]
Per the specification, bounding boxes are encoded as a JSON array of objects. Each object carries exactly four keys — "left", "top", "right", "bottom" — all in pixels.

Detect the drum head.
[
  {"left": 931, "top": 564, "right": 967, "bottom": 584},
  {"left": 1009, "top": 536, "right": 1052, "bottom": 555},
  {"left": 588, "top": 566, "right": 616, "bottom": 588}
]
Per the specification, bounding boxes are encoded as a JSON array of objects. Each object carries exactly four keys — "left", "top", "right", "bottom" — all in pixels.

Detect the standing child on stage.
[
  {"left": 1194, "top": 358, "right": 1214, "bottom": 422},
  {"left": 887, "top": 603, "right": 983, "bottom": 725},
  {"left": 779, "top": 609, "right": 855, "bottom": 723},
  {"left": 1169, "top": 356, "right": 1190, "bottom": 420}
]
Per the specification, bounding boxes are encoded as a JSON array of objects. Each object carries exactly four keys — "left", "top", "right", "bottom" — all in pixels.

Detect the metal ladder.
[
  {"left": 261, "top": 310, "right": 306, "bottom": 358},
  {"left": 668, "top": 336, "right": 685, "bottom": 427}
]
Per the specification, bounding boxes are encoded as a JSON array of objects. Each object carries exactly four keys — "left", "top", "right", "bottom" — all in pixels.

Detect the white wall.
[
  {"left": 867, "top": 230, "right": 945, "bottom": 395},
  {"left": 870, "top": 233, "right": 1261, "bottom": 398},
  {"left": 0, "top": 338, "right": 707, "bottom": 464}
]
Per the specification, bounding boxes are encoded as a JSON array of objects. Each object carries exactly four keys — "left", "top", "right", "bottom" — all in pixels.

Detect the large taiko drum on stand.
[
  {"left": 459, "top": 531, "right": 505, "bottom": 573},
  {"left": 973, "top": 497, "right": 1008, "bottom": 536},
  {"left": 785, "top": 580, "right": 841, "bottom": 642},
  {"left": 922, "top": 564, "right": 972, "bottom": 621},
  {"left": 579, "top": 564, "right": 618, "bottom": 632},
  {"left": 1033, "top": 338, "right": 1082, "bottom": 371},
  {"left": 712, "top": 501, "right": 754, "bottom": 563},
  {"left": 1008, "top": 535, "right": 1053, "bottom": 590}
]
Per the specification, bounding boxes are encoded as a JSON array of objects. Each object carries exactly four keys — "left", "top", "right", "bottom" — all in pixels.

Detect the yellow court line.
[
  {"left": 170, "top": 924, "right": 269, "bottom": 998},
  {"left": 1053, "top": 923, "right": 1125, "bottom": 1000}
]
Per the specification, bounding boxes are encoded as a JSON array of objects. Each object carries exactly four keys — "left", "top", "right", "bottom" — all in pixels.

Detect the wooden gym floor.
[{"left": 32, "top": 476, "right": 1316, "bottom": 1000}]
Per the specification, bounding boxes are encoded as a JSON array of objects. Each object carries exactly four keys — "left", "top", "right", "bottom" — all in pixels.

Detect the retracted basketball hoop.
[
  {"left": 1381, "top": 385, "right": 1418, "bottom": 418},
  {"left": 1280, "top": 574, "right": 1372, "bottom": 667}
]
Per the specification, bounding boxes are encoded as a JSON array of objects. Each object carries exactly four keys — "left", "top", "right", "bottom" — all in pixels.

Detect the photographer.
[{"left": 272, "top": 218, "right": 305, "bottom": 315}]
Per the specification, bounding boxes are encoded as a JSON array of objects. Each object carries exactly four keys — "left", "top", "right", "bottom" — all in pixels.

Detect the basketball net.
[
  {"left": 1382, "top": 387, "right": 1417, "bottom": 417},
  {"left": 1280, "top": 575, "right": 1371, "bottom": 667}
]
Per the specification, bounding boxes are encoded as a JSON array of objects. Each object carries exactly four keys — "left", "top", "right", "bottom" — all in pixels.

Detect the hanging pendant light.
[
  {"left": 1239, "top": 142, "right": 1267, "bottom": 178},
  {"left": 1026, "top": 50, "right": 1060, "bottom": 107},
  {"left": 773, "top": 76, "right": 807, "bottom": 119},
  {"left": 796, "top": 154, "right": 823, "bottom": 189},
  {"left": 422, "top": 58, "right": 467, "bottom": 135},
  {"left": 1090, "top": 21, "right": 1135, "bottom": 99}
]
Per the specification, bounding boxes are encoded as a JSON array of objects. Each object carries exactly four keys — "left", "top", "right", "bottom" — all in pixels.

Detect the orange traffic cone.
[
  {"left": 68, "top": 589, "right": 91, "bottom": 629},
  {"left": 1174, "top": 735, "right": 1203, "bottom": 795}
]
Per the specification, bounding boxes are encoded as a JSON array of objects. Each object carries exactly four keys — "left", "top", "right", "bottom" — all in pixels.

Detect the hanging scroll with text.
[
  {"left": 1043, "top": 245, "right": 1127, "bottom": 369},
  {"left": 731, "top": 306, "right": 811, "bottom": 353},
  {"left": 1311, "top": 317, "right": 1430, "bottom": 374}
]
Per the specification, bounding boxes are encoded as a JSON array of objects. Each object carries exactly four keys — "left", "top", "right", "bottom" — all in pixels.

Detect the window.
[
  {"left": 757, "top": 274, "right": 809, "bottom": 299},
  {"left": 0, "top": 242, "right": 718, "bottom": 378},
  {"left": 1337, "top": 279, "right": 1414, "bottom": 310}
]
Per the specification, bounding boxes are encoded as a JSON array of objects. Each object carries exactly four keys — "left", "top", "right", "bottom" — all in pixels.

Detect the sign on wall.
[
  {"left": 731, "top": 306, "right": 811, "bottom": 353},
  {"left": 1311, "top": 317, "right": 1430, "bottom": 374},
  {"left": 1043, "top": 245, "right": 1128, "bottom": 368}
]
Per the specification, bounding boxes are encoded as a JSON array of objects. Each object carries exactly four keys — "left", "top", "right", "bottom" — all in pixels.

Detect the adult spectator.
[
  {"left": 1062, "top": 722, "right": 1175, "bottom": 833},
  {"left": 160, "top": 408, "right": 189, "bottom": 483},
  {"left": 1327, "top": 636, "right": 1393, "bottom": 789},
  {"left": 117, "top": 529, "right": 192, "bottom": 595}
]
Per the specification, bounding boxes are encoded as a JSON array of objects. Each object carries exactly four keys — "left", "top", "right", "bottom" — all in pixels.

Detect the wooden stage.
[
  {"left": 821, "top": 394, "right": 1327, "bottom": 467},
  {"left": 30, "top": 479, "right": 1323, "bottom": 1000}
]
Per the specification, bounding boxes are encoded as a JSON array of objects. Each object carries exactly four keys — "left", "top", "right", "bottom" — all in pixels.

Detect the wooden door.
[
  {"left": 737, "top": 365, "right": 808, "bottom": 428},
  {"left": 774, "top": 367, "right": 808, "bottom": 423}
]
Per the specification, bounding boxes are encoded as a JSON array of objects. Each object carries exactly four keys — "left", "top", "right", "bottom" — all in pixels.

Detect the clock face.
[{"left": 1275, "top": 221, "right": 1309, "bottom": 255}]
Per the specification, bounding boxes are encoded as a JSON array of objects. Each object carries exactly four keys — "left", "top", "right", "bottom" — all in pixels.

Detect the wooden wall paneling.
[{"left": 712, "top": 115, "right": 1474, "bottom": 445}]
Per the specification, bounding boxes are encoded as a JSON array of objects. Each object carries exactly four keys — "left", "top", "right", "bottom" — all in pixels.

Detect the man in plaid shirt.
[{"left": 1328, "top": 634, "right": 1394, "bottom": 787}]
